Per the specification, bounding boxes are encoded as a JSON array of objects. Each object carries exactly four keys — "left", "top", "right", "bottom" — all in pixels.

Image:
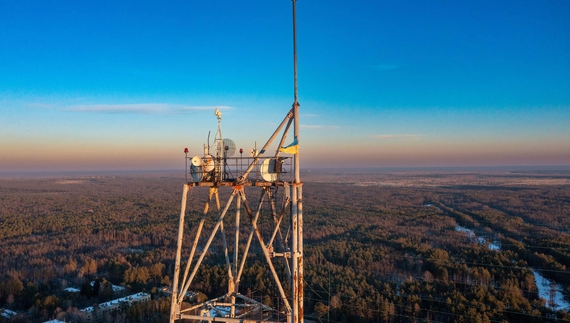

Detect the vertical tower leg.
[
  {"left": 230, "top": 192, "right": 241, "bottom": 317},
  {"left": 297, "top": 184, "right": 304, "bottom": 323},
  {"left": 170, "top": 184, "right": 190, "bottom": 323},
  {"left": 290, "top": 182, "right": 303, "bottom": 323},
  {"left": 291, "top": 185, "right": 298, "bottom": 323}
]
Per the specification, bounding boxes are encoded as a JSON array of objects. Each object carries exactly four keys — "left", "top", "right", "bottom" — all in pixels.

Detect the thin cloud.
[
  {"left": 301, "top": 124, "right": 339, "bottom": 130},
  {"left": 28, "top": 103, "right": 56, "bottom": 109},
  {"left": 371, "top": 134, "right": 423, "bottom": 140},
  {"left": 64, "top": 104, "right": 232, "bottom": 114}
]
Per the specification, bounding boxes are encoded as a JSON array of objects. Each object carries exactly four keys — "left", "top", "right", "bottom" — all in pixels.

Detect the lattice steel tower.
[{"left": 169, "top": 1, "right": 303, "bottom": 322}]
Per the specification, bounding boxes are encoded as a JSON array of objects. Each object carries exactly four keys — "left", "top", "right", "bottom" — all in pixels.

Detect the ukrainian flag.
[{"left": 279, "top": 137, "right": 299, "bottom": 154}]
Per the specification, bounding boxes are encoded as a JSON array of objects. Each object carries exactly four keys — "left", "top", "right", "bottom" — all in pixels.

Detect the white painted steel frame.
[
  {"left": 170, "top": 0, "right": 302, "bottom": 321},
  {"left": 170, "top": 179, "right": 302, "bottom": 323},
  {"left": 170, "top": 105, "right": 304, "bottom": 322}
]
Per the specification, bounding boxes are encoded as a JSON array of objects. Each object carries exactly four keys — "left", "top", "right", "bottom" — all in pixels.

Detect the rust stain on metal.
[
  {"left": 299, "top": 256, "right": 304, "bottom": 319},
  {"left": 241, "top": 195, "right": 253, "bottom": 219},
  {"left": 256, "top": 228, "right": 265, "bottom": 245}
]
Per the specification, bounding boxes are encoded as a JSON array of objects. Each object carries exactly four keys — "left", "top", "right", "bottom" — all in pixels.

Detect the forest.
[{"left": 1, "top": 169, "right": 570, "bottom": 323}]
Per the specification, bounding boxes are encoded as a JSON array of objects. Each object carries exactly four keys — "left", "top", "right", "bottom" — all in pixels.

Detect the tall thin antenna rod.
[
  {"left": 292, "top": 0, "right": 301, "bottom": 184},
  {"left": 292, "top": 0, "right": 299, "bottom": 105},
  {"left": 291, "top": 3, "right": 303, "bottom": 323}
]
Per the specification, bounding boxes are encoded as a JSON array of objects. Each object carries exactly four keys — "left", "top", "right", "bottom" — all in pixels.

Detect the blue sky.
[{"left": 1, "top": 0, "right": 569, "bottom": 172}]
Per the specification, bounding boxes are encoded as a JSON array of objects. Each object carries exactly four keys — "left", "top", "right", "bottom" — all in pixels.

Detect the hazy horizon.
[{"left": 2, "top": 165, "right": 570, "bottom": 179}]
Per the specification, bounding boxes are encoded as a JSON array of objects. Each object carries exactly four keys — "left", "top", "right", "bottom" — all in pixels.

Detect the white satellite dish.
[
  {"left": 260, "top": 158, "right": 278, "bottom": 182},
  {"left": 190, "top": 164, "right": 203, "bottom": 182},
  {"left": 203, "top": 155, "right": 214, "bottom": 172},
  {"left": 191, "top": 156, "right": 202, "bottom": 167},
  {"left": 215, "top": 138, "right": 236, "bottom": 157}
]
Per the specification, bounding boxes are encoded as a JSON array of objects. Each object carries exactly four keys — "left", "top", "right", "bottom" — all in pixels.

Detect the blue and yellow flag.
[{"left": 279, "top": 137, "right": 299, "bottom": 154}]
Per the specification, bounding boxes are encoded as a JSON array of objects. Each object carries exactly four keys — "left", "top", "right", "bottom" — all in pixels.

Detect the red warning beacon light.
[{"left": 184, "top": 148, "right": 189, "bottom": 154}]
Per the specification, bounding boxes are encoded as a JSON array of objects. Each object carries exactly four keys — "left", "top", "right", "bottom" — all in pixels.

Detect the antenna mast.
[
  {"left": 170, "top": 1, "right": 304, "bottom": 322},
  {"left": 292, "top": 0, "right": 300, "bottom": 185},
  {"left": 290, "top": 1, "right": 304, "bottom": 322}
]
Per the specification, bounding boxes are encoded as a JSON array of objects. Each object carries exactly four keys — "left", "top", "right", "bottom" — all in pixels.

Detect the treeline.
[{"left": 437, "top": 186, "right": 570, "bottom": 288}]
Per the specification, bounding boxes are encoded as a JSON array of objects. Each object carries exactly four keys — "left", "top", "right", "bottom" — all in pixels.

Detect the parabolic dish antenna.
[
  {"left": 203, "top": 155, "right": 214, "bottom": 172},
  {"left": 190, "top": 164, "right": 203, "bottom": 182},
  {"left": 260, "top": 158, "right": 278, "bottom": 182},
  {"left": 191, "top": 156, "right": 202, "bottom": 167},
  {"left": 215, "top": 138, "right": 236, "bottom": 157}
]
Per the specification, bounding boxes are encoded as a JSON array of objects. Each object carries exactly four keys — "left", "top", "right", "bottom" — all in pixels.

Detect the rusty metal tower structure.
[{"left": 169, "top": 1, "right": 303, "bottom": 322}]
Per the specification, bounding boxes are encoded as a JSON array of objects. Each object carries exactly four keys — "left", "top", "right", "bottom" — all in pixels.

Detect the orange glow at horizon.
[
  {"left": 2, "top": 134, "right": 569, "bottom": 172},
  {"left": 301, "top": 136, "right": 570, "bottom": 168}
]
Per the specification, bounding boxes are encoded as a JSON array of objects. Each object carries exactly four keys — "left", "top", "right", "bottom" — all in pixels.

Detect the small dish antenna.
[
  {"left": 191, "top": 156, "right": 202, "bottom": 167},
  {"left": 215, "top": 138, "right": 236, "bottom": 157},
  {"left": 203, "top": 155, "right": 214, "bottom": 172},
  {"left": 260, "top": 158, "right": 278, "bottom": 182}
]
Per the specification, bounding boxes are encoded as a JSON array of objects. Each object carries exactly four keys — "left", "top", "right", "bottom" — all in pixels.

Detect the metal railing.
[{"left": 186, "top": 156, "right": 293, "bottom": 184}]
